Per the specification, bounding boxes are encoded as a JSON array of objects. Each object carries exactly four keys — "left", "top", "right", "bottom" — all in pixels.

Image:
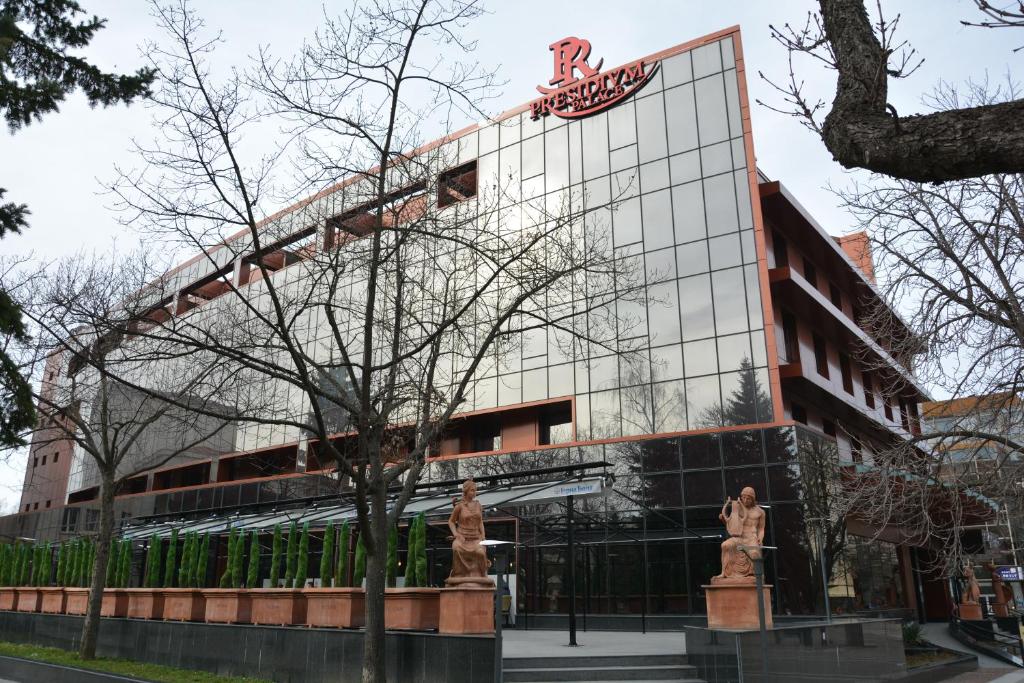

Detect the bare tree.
[
  {"left": 109, "top": 2, "right": 635, "bottom": 680},
  {"left": 2, "top": 251, "right": 242, "bottom": 659},
  {"left": 761, "top": 0, "right": 1024, "bottom": 182},
  {"left": 825, "top": 79, "right": 1024, "bottom": 575}
]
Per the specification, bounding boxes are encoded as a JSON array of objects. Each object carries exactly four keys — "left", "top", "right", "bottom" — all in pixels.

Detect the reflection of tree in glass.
[
  {"left": 786, "top": 429, "right": 846, "bottom": 614},
  {"left": 698, "top": 356, "right": 771, "bottom": 428}
]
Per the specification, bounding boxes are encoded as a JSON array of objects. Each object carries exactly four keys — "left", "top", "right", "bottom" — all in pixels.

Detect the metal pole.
[
  {"left": 817, "top": 525, "right": 832, "bottom": 623},
  {"left": 494, "top": 548, "right": 506, "bottom": 683},
  {"left": 567, "top": 495, "right": 578, "bottom": 646},
  {"left": 753, "top": 556, "right": 768, "bottom": 677}
]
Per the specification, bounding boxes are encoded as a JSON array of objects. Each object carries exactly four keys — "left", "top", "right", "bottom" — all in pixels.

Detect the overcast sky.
[{"left": 2, "top": 0, "right": 1019, "bottom": 509}]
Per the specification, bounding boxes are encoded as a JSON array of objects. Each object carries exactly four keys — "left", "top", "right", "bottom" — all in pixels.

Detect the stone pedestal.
[
  {"left": 959, "top": 602, "right": 983, "bottom": 620},
  {"left": 439, "top": 587, "right": 494, "bottom": 634},
  {"left": 704, "top": 583, "right": 773, "bottom": 630},
  {"left": 993, "top": 602, "right": 1010, "bottom": 618}
]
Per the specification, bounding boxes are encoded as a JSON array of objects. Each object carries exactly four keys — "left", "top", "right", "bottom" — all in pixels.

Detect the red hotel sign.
[{"left": 530, "top": 37, "right": 658, "bottom": 121}]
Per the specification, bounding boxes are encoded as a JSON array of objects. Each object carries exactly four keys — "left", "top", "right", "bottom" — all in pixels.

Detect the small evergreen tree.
[
  {"left": 145, "top": 535, "right": 160, "bottom": 588},
  {"left": 54, "top": 543, "right": 64, "bottom": 587},
  {"left": 196, "top": 533, "right": 210, "bottom": 588},
  {"left": 320, "top": 522, "right": 335, "bottom": 588},
  {"left": 404, "top": 519, "right": 417, "bottom": 587},
  {"left": 386, "top": 525, "right": 398, "bottom": 587},
  {"left": 335, "top": 521, "right": 350, "bottom": 588},
  {"left": 119, "top": 540, "right": 131, "bottom": 587},
  {"left": 353, "top": 533, "right": 366, "bottom": 588},
  {"left": 414, "top": 513, "right": 428, "bottom": 587},
  {"left": 294, "top": 522, "right": 309, "bottom": 589},
  {"left": 164, "top": 529, "right": 178, "bottom": 588},
  {"left": 178, "top": 533, "right": 193, "bottom": 588},
  {"left": 269, "top": 524, "right": 282, "bottom": 588},
  {"left": 86, "top": 539, "right": 95, "bottom": 584},
  {"left": 284, "top": 521, "right": 298, "bottom": 589},
  {"left": 246, "top": 531, "right": 259, "bottom": 589}
]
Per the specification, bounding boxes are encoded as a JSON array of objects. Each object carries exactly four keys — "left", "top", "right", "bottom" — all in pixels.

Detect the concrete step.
[
  {"left": 504, "top": 670, "right": 697, "bottom": 682},
  {"left": 503, "top": 652, "right": 700, "bottom": 683},
  {"left": 505, "top": 654, "right": 690, "bottom": 669}
]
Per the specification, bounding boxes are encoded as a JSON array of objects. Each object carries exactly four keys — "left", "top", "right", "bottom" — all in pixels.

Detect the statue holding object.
[
  {"left": 446, "top": 479, "right": 492, "bottom": 587},
  {"left": 712, "top": 486, "right": 766, "bottom": 585}
]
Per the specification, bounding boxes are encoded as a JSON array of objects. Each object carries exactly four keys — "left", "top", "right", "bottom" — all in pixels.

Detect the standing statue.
[
  {"left": 446, "top": 479, "right": 492, "bottom": 586},
  {"left": 962, "top": 563, "right": 981, "bottom": 604},
  {"left": 712, "top": 486, "right": 766, "bottom": 584}
]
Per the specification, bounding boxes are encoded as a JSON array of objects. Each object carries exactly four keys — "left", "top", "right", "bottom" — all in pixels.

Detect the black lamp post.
[
  {"left": 483, "top": 539, "right": 515, "bottom": 683},
  {"left": 739, "top": 544, "right": 776, "bottom": 678}
]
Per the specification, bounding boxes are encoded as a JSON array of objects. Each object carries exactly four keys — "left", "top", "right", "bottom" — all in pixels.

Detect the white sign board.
[{"left": 551, "top": 480, "right": 603, "bottom": 498}]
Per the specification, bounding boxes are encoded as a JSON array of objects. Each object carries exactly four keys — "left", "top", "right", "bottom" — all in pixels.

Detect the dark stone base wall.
[{"left": 0, "top": 611, "right": 496, "bottom": 683}]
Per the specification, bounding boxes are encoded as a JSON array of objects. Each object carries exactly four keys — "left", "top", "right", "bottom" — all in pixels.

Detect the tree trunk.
[
  {"left": 361, "top": 490, "right": 389, "bottom": 683},
  {"left": 79, "top": 469, "right": 115, "bottom": 660}
]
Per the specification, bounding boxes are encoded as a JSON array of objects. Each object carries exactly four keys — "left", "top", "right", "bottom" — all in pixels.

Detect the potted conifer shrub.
[
  {"left": 64, "top": 539, "right": 90, "bottom": 615},
  {"left": 127, "top": 534, "right": 164, "bottom": 619},
  {"left": 0, "top": 543, "right": 17, "bottom": 610},
  {"left": 40, "top": 542, "right": 66, "bottom": 614},
  {"left": 204, "top": 528, "right": 253, "bottom": 624},
  {"left": 100, "top": 539, "right": 130, "bottom": 618},
  {"left": 385, "top": 514, "right": 439, "bottom": 630},
  {"left": 16, "top": 543, "right": 45, "bottom": 613},
  {"left": 161, "top": 528, "right": 205, "bottom": 621},
  {"left": 252, "top": 521, "right": 307, "bottom": 625},
  {"left": 304, "top": 520, "right": 365, "bottom": 628}
]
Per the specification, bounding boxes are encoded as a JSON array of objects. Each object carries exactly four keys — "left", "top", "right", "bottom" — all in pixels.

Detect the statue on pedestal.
[
  {"left": 446, "top": 479, "right": 492, "bottom": 587},
  {"left": 712, "top": 486, "right": 766, "bottom": 585},
  {"left": 962, "top": 563, "right": 981, "bottom": 604}
]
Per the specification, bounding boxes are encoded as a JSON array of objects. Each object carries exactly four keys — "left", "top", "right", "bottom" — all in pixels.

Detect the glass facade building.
[{"left": 11, "top": 27, "right": 951, "bottom": 622}]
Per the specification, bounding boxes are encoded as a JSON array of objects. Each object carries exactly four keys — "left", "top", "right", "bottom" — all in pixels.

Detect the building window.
[
  {"left": 829, "top": 282, "right": 842, "bottom": 310},
  {"left": 898, "top": 399, "right": 910, "bottom": 431},
  {"left": 791, "top": 402, "right": 808, "bottom": 424},
  {"left": 862, "top": 371, "right": 876, "bottom": 408},
  {"left": 839, "top": 353, "right": 854, "bottom": 395},
  {"left": 24, "top": 504, "right": 29, "bottom": 512},
  {"left": 33, "top": 502, "right": 38, "bottom": 510},
  {"left": 32, "top": 457, "right": 37, "bottom": 468},
  {"left": 41, "top": 455, "right": 46, "bottom": 466},
  {"left": 53, "top": 453, "right": 59, "bottom": 463},
  {"left": 45, "top": 500, "right": 51, "bottom": 508},
  {"left": 772, "top": 229, "right": 789, "bottom": 268},
  {"left": 812, "top": 333, "right": 828, "bottom": 378},
  {"left": 803, "top": 257, "right": 818, "bottom": 289},
  {"left": 781, "top": 310, "right": 799, "bottom": 363},
  {"left": 883, "top": 395, "right": 894, "bottom": 421},
  {"left": 822, "top": 420, "right": 837, "bottom": 437},
  {"left": 850, "top": 437, "right": 863, "bottom": 463},
  {"left": 438, "top": 161, "right": 478, "bottom": 208}
]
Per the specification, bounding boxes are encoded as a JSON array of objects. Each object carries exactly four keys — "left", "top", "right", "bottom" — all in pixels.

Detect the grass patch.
[{"left": 0, "top": 640, "right": 269, "bottom": 682}]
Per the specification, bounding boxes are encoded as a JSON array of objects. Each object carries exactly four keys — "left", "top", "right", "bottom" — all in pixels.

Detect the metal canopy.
[{"left": 119, "top": 476, "right": 606, "bottom": 541}]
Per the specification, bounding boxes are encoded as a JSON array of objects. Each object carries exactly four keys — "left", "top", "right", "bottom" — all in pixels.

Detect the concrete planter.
[
  {"left": 304, "top": 588, "right": 365, "bottom": 628},
  {"left": 161, "top": 589, "right": 205, "bottom": 622},
  {"left": 384, "top": 588, "right": 440, "bottom": 630},
  {"left": 39, "top": 588, "right": 66, "bottom": 614},
  {"left": 100, "top": 589, "right": 129, "bottom": 618},
  {"left": 13, "top": 588, "right": 40, "bottom": 613},
  {"left": 0, "top": 588, "right": 16, "bottom": 611},
  {"left": 125, "top": 589, "right": 164, "bottom": 620},
  {"left": 64, "top": 588, "right": 88, "bottom": 615},
  {"left": 250, "top": 590, "right": 306, "bottom": 626},
  {"left": 202, "top": 589, "right": 251, "bottom": 624}
]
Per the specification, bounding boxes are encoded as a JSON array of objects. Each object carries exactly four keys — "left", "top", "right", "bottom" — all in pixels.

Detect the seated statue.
[
  {"left": 712, "top": 486, "right": 765, "bottom": 585},
  {"left": 446, "top": 479, "right": 492, "bottom": 587}
]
